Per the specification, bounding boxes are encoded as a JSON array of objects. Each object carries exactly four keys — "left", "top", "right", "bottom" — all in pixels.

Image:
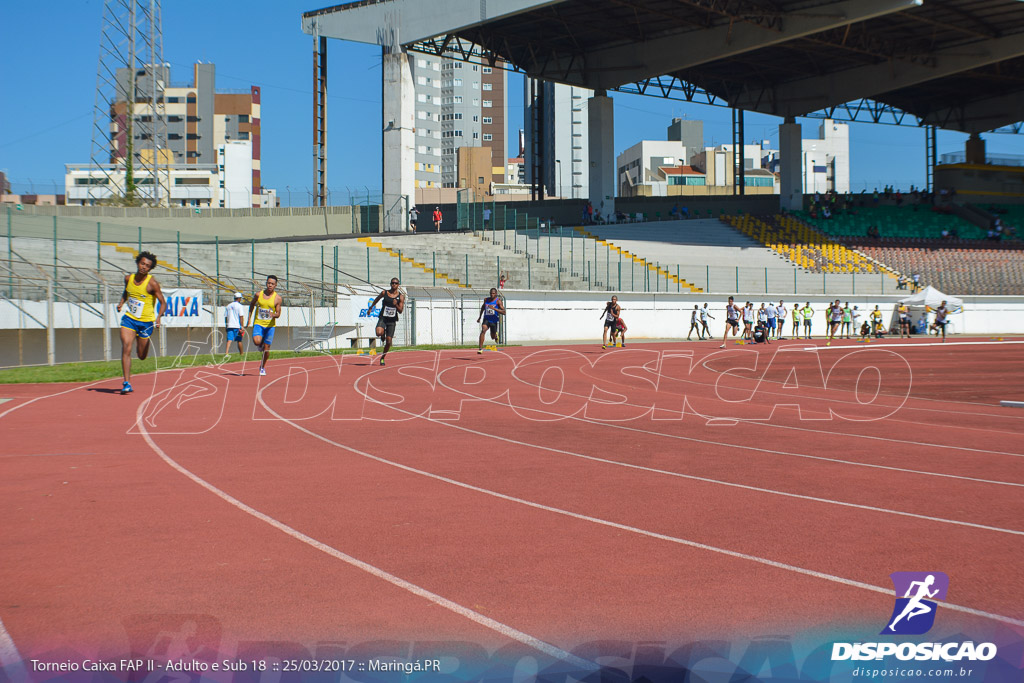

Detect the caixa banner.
[{"left": 158, "top": 289, "right": 204, "bottom": 321}]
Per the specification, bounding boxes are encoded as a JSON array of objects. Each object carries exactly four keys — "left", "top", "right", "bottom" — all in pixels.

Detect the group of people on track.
[{"left": 115, "top": 252, "right": 955, "bottom": 395}]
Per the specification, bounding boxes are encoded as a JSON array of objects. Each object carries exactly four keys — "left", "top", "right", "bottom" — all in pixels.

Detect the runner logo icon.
[{"left": 881, "top": 572, "right": 949, "bottom": 635}]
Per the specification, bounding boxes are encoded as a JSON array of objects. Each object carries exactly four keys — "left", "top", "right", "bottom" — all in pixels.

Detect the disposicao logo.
[
  {"left": 831, "top": 571, "right": 998, "bottom": 663},
  {"left": 882, "top": 571, "right": 949, "bottom": 635}
]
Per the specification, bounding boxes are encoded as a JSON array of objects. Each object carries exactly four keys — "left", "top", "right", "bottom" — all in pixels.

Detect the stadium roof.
[{"left": 303, "top": 0, "right": 1024, "bottom": 134}]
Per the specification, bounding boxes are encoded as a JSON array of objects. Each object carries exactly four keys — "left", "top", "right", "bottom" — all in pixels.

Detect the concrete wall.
[{"left": 3, "top": 288, "right": 1021, "bottom": 368}]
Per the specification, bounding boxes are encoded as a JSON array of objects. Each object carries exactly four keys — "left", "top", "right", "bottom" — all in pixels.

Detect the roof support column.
[
  {"left": 588, "top": 90, "right": 614, "bottom": 218},
  {"left": 382, "top": 46, "right": 415, "bottom": 232},
  {"left": 779, "top": 117, "right": 803, "bottom": 212}
]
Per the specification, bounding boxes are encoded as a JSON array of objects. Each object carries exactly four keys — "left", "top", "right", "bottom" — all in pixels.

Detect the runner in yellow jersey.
[
  {"left": 116, "top": 251, "right": 166, "bottom": 395},
  {"left": 245, "top": 274, "right": 282, "bottom": 376}
]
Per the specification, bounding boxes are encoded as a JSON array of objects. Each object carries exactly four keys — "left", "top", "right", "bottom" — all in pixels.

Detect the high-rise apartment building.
[
  {"left": 67, "top": 63, "right": 271, "bottom": 207},
  {"left": 107, "top": 62, "right": 264, "bottom": 205},
  {"left": 410, "top": 56, "right": 506, "bottom": 190},
  {"left": 523, "top": 81, "right": 591, "bottom": 199}
]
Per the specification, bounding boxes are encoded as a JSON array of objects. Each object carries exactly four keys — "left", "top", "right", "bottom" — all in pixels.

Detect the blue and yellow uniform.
[
  {"left": 252, "top": 290, "right": 278, "bottom": 345},
  {"left": 121, "top": 274, "right": 156, "bottom": 338}
]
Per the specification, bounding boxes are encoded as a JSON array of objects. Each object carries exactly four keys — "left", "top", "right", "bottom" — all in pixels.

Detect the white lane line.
[
  {"left": 134, "top": 394, "right": 595, "bottom": 672},
  {"left": 0, "top": 615, "right": 28, "bottom": 683},
  {"left": 262, "top": 371, "right": 1024, "bottom": 631},
  {"left": 399, "top": 370, "right": 1022, "bottom": 535},
  {"left": 805, "top": 340, "right": 1024, "bottom": 351}
]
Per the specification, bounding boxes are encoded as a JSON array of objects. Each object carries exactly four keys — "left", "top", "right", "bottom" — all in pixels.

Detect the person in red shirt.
[{"left": 432, "top": 206, "right": 443, "bottom": 232}]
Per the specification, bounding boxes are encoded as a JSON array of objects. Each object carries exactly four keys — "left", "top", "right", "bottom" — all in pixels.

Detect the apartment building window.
[
  {"left": 455, "top": 113, "right": 462, "bottom": 120},
  {"left": 482, "top": 83, "right": 492, "bottom": 91},
  {"left": 454, "top": 78, "right": 463, "bottom": 86},
  {"left": 417, "top": 76, "right": 427, "bottom": 85},
  {"left": 472, "top": 65, "right": 478, "bottom": 71},
  {"left": 455, "top": 130, "right": 462, "bottom": 137},
  {"left": 473, "top": 115, "right": 478, "bottom": 122},
  {"left": 473, "top": 99, "right": 479, "bottom": 106},
  {"left": 483, "top": 133, "right": 493, "bottom": 141},
  {"left": 454, "top": 96, "right": 463, "bottom": 103},
  {"left": 472, "top": 82, "right": 479, "bottom": 89},
  {"left": 418, "top": 94, "right": 427, "bottom": 103},
  {"left": 482, "top": 67, "right": 492, "bottom": 74},
  {"left": 482, "top": 100, "right": 492, "bottom": 108},
  {"left": 473, "top": 132, "right": 478, "bottom": 139},
  {"left": 238, "top": 132, "right": 249, "bottom": 140},
  {"left": 482, "top": 116, "right": 492, "bottom": 124},
  {"left": 417, "top": 59, "right": 427, "bottom": 68},
  {"left": 238, "top": 114, "right": 248, "bottom": 122}
]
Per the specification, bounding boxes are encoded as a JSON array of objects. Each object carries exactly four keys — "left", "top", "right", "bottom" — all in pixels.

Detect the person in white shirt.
[
  {"left": 224, "top": 291, "right": 247, "bottom": 355},
  {"left": 776, "top": 300, "right": 788, "bottom": 339},
  {"left": 700, "top": 303, "right": 714, "bottom": 339},
  {"left": 765, "top": 302, "right": 777, "bottom": 338},
  {"left": 687, "top": 305, "right": 703, "bottom": 340},
  {"left": 743, "top": 302, "right": 755, "bottom": 340}
]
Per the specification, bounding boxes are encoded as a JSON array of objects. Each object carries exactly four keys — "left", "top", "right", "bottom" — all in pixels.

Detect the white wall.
[{"left": 219, "top": 140, "right": 253, "bottom": 209}]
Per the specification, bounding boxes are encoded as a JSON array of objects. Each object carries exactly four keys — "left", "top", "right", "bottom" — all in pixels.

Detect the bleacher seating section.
[
  {"left": 797, "top": 206, "right": 983, "bottom": 240},
  {"left": 855, "top": 242, "right": 1024, "bottom": 295}
]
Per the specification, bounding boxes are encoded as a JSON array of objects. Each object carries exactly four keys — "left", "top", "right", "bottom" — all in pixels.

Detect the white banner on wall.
[{"left": 159, "top": 289, "right": 204, "bottom": 321}]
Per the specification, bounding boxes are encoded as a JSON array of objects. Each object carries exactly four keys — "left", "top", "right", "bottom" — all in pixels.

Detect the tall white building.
[
  {"left": 802, "top": 119, "right": 849, "bottom": 193},
  {"left": 524, "top": 81, "right": 591, "bottom": 199},
  {"left": 410, "top": 56, "right": 507, "bottom": 190}
]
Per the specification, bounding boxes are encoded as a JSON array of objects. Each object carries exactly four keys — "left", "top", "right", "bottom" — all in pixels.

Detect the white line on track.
[
  {"left": 366, "top": 369, "right": 1021, "bottom": 535},
  {"left": 518, "top": 351, "right": 1024, "bottom": 458},
  {"left": 258, "top": 370, "right": 1024, "bottom": 631},
  {"left": 133, "top": 392, "right": 596, "bottom": 672},
  {"left": 0, "top": 616, "right": 28, "bottom": 683},
  {"left": 803, "top": 340, "right": 1024, "bottom": 351}
]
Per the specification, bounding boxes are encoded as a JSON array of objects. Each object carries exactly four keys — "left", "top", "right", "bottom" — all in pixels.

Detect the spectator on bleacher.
[
  {"left": 912, "top": 273, "right": 921, "bottom": 292},
  {"left": 872, "top": 189, "right": 880, "bottom": 205},
  {"left": 941, "top": 229, "right": 950, "bottom": 239},
  {"left": 867, "top": 224, "right": 880, "bottom": 239},
  {"left": 499, "top": 272, "right": 507, "bottom": 289},
  {"left": 670, "top": 204, "right": 680, "bottom": 220},
  {"left": 483, "top": 207, "right": 492, "bottom": 228},
  {"left": 897, "top": 274, "right": 908, "bottom": 290},
  {"left": 801, "top": 302, "right": 814, "bottom": 339},
  {"left": 822, "top": 206, "right": 832, "bottom": 219},
  {"left": 895, "top": 191, "right": 903, "bottom": 206},
  {"left": 586, "top": 201, "right": 594, "bottom": 224},
  {"left": 681, "top": 205, "right": 690, "bottom": 219}
]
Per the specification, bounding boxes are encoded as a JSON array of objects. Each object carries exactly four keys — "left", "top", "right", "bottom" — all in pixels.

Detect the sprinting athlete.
[
  {"left": 687, "top": 305, "right": 702, "bottom": 341},
  {"left": 245, "top": 275, "right": 282, "bottom": 376},
  {"left": 600, "top": 296, "right": 621, "bottom": 349},
  {"left": 720, "top": 296, "right": 743, "bottom": 348},
  {"left": 801, "top": 302, "right": 815, "bottom": 339},
  {"left": 116, "top": 251, "right": 167, "bottom": 395},
  {"left": 827, "top": 299, "right": 843, "bottom": 345},
  {"left": 477, "top": 288, "right": 506, "bottom": 353},
  {"left": 370, "top": 277, "right": 405, "bottom": 365}
]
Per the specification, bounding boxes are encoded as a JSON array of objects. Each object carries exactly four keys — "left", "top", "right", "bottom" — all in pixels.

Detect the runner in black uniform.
[
  {"left": 720, "top": 296, "right": 743, "bottom": 348},
  {"left": 600, "top": 296, "right": 621, "bottom": 350},
  {"left": 369, "top": 277, "right": 405, "bottom": 366}
]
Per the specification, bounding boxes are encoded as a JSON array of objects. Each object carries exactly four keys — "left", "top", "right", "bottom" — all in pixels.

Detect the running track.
[{"left": 1, "top": 337, "right": 1022, "bottom": 671}]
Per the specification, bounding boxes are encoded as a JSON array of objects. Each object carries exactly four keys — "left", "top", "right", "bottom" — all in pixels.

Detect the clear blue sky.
[{"left": 2, "top": 1, "right": 1023, "bottom": 198}]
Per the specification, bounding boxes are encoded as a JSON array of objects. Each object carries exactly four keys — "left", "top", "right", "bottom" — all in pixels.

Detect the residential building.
[
  {"left": 411, "top": 56, "right": 507, "bottom": 190},
  {"left": 801, "top": 119, "right": 850, "bottom": 193},
  {"left": 78, "top": 61, "right": 270, "bottom": 206},
  {"left": 617, "top": 140, "right": 689, "bottom": 196},
  {"left": 524, "top": 81, "right": 591, "bottom": 199}
]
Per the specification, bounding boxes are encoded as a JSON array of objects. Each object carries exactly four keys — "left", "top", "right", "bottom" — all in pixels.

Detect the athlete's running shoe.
[
  {"left": 259, "top": 367, "right": 266, "bottom": 376},
  {"left": 478, "top": 349, "right": 483, "bottom": 354},
  {"left": 121, "top": 381, "right": 133, "bottom": 395},
  {"left": 602, "top": 344, "right": 607, "bottom": 349},
  {"left": 379, "top": 357, "right": 386, "bottom": 366}
]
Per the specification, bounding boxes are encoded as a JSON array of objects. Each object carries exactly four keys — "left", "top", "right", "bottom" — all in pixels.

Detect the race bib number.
[
  {"left": 126, "top": 297, "right": 145, "bottom": 317},
  {"left": 383, "top": 306, "right": 397, "bottom": 317},
  {"left": 258, "top": 307, "right": 274, "bottom": 320}
]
